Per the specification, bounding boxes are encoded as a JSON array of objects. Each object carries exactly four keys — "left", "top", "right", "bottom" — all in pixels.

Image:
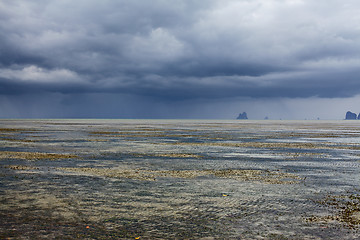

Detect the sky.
[{"left": 1, "top": 0, "right": 360, "bottom": 119}]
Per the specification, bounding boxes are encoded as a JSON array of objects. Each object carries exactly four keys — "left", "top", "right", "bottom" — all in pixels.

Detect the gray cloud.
[{"left": 1, "top": 0, "right": 360, "bottom": 118}]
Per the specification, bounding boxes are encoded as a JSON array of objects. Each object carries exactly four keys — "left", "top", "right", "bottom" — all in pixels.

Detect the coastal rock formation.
[
  {"left": 345, "top": 111, "right": 357, "bottom": 120},
  {"left": 237, "top": 112, "right": 248, "bottom": 120}
]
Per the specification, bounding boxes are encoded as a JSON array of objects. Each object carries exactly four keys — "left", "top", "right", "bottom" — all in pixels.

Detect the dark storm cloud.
[{"left": 1, "top": 0, "right": 360, "bottom": 100}]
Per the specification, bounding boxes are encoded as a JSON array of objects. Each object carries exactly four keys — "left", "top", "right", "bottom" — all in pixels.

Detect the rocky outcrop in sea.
[
  {"left": 345, "top": 111, "right": 357, "bottom": 120},
  {"left": 237, "top": 112, "right": 248, "bottom": 119}
]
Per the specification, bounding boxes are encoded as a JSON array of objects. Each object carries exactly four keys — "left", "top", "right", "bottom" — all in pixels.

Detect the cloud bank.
[{"left": 1, "top": 0, "right": 360, "bottom": 118}]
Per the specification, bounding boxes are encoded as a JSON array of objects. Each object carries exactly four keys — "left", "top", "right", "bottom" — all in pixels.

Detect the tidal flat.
[{"left": 0, "top": 119, "right": 359, "bottom": 239}]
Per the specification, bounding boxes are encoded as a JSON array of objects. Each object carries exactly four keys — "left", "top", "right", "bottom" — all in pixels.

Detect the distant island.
[
  {"left": 237, "top": 112, "right": 248, "bottom": 119},
  {"left": 345, "top": 111, "right": 359, "bottom": 120}
]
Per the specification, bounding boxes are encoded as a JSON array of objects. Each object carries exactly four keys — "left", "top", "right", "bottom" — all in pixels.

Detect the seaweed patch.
[
  {"left": 307, "top": 193, "right": 360, "bottom": 229},
  {"left": 58, "top": 167, "right": 302, "bottom": 184},
  {"left": 0, "top": 151, "right": 78, "bottom": 160}
]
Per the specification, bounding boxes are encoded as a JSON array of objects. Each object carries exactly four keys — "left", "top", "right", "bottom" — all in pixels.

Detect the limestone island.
[
  {"left": 237, "top": 112, "right": 248, "bottom": 119},
  {"left": 345, "top": 111, "right": 359, "bottom": 120}
]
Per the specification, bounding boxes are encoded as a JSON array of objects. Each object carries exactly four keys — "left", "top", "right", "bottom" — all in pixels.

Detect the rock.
[
  {"left": 237, "top": 112, "right": 248, "bottom": 120},
  {"left": 345, "top": 111, "right": 357, "bottom": 120}
]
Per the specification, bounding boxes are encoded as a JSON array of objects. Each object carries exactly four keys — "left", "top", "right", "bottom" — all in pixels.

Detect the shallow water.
[{"left": 0, "top": 119, "right": 359, "bottom": 239}]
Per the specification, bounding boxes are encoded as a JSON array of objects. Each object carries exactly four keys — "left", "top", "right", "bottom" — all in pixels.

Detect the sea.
[{"left": 0, "top": 119, "right": 359, "bottom": 239}]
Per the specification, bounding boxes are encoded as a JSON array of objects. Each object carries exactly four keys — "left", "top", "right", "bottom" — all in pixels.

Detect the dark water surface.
[{"left": 0, "top": 119, "right": 359, "bottom": 239}]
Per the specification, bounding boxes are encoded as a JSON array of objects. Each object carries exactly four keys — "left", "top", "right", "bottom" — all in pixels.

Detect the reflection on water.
[{"left": 0, "top": 119, "right": 359, "bottom": 239}]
